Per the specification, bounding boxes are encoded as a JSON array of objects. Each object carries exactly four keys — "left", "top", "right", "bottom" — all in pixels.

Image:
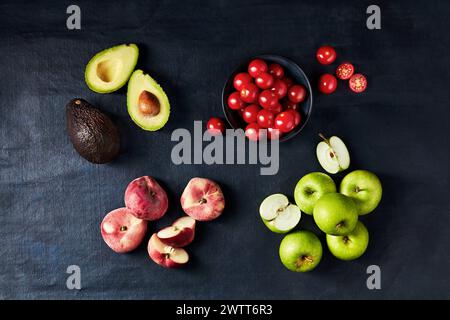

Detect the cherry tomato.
[
  {"left": 255, "top": 72, "right": 274, "bottom": 89},
  {"left": 336, "top": 62, "right": 354, "bottom": 80},
  {"left": 248, "top": 59, "right": 268, "bottom": 78},
  {"left": 316, "top": 46, "right": 337, "bottom": 65},
  {"left": 267, "top": 127, "right": 282, "bottom": 140},
  {"left": 282, "top": 77, "right": 294, "bottom": 88},
  {"left": 270, "top": 79, "right": 288, "bottom": 99},
  {"left": 349, "top": 73, "right": 367, "bottom": 93},
  {"left": 258, "top": 90, "right": 279, "bottom": 109},
  {"left": 242, "top": 104, "right": 261, "bottom": 124},
  {"left": 245, "top": 123, "right": 261, "bottom": 141},
  {"left": 287, "top": 109, "right": 301, "bottom": 127},
  {"left": 240, "top": 83, "right": 259, "bottom": 103},
  {"left": 206, "top": 117, "right": 225, "bottom": 135},
  {"left": 318, "top": 74, "right": 338, "bottom": 94},
  {"left": 228, "top": 91, "right": 245, "bottom": 110},
  {"left": 288, "top": 84, "right": 307, "bottom": 103},
  {"left": 268, "top": 63, "right": 284, "bottom": 79},
  {"left": 233, "top": 72, "right": 252, "bottom": 91},
  {"left": 270, "top": 102, "right": 283, "bottom": 114},
  {"left": 283, "top": 99, "right": 299, "bottom": 111},
  {"left": 274, "top": 111, "right": 295, "bottom": 133},
  {"left": 257, "top": 109, "right": 275, "bottom": 128}
]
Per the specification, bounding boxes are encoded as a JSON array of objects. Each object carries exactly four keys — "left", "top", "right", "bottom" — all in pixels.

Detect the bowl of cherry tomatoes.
[{"left": 222, "top": 55, "right": 313, "bottom": 142}]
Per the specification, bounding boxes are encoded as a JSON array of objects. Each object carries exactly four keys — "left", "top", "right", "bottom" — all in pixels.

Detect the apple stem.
[
  {"left": 199, "top": 198, "right": 207, "bottom": 204},
  {"left": 120, "top": 226, "right": 127, "bottom": 232},
  {"left": 336, "top": 222, "right": 345, "bottom": 229},
  {"left": 319, "top": 133, "right": 330, "bottom": 145}
]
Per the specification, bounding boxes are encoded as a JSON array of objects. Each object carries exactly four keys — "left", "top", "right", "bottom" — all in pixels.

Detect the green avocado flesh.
[
  {"left": 127, "top": 70, "right": 170, "bottom": 131},
  {"left": 85, "top": 44, "right": 139, "bottom": 93}
]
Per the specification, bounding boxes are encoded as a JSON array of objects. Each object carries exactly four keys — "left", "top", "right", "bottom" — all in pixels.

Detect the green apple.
[
  {"left": 326, "top": 221, "right": 369, "bottom": 260},
  {"left": 340, "top": 170, "right": 382, "bottom": 215},
  {"left": 279, "top": 230, "right": 322, "bottom": 272},
  {"left": 260, "top": 194, "right": 301, "bottom": 233},
  {"left": 316, "top": 134, "right": 350, "bottom": 174},
  {"left": 294, "top": 172, "right": 336, "bottom": 215},
  {"left": 313, "top": 193, "right": 358, "bottom": 236}
]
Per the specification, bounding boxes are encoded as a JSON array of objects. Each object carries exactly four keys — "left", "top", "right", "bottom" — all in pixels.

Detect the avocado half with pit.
[
  {"left": 127, "top": 70, "right": 170, "bottom": 131},
  {"left": 85, "top": 44, "right": 139, "bottom": 93}
]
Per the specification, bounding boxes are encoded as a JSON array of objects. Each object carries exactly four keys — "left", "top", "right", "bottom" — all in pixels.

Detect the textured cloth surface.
[{"left": 0, "top": 0, "right": 449, "bottom": 299}]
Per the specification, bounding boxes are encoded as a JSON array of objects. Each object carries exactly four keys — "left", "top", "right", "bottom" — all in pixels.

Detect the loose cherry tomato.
[
  {"left": 248, "top": 59, "right": 268, "bottom": 78},
  {"left": 282, "top": 77, "right": 294, "bottom": 88},
  {"left": 316, "top": 46, "right": 337, "bottom": 65},
  {"left": 228, "top": 91, "right": 245, "bottom": 109},
  {"left": 288, "top": 84, "right": 307, "bottom": 103},
  {"left": 336, "top": 62, "right": 354, "bottom": 80},
  {"left": 270, "top": 102, "right": 283, "bottom": 114},
  {"left": 287, "top": 109, "right": 301, "bottom": 127},
  {"left": 255, "top": 72, "right": 274, "bottom": 89},
  {"left": 257, "top": 109, "right": 275, "bottom": 128},
  {"left": 206, "top": 117, "right": 225, "bottom": 135},
  {"left": 270, "top": 79, "right": 288, "bottom": 99},
  {"left": 267, "top": 127, "right": 282, "bottom": 140},
  {"left": 258, "top": 89, "right": 279, "bottom": 109},
  {"left": 349, "top": 73, "right": 367, "bottom": 93},
  {"left": 240, "top": 83, "right": 259, "bottom": 103},
  {"left": 274, "top": 111, "right": 295, "bottom": 133},
  {"left": 268, "top": 63, "right": 285, "bottom": 79},
  {"left": 245, "top": 123, "right": 261, "bottom": 141},
  {"left": 318, "top": 74, "right": 338, "bottom": 94},
  {"left": 242, "top": 104, "right": 261, "bottom": 124},
  {"left": 283, "top": 99, "right": 299, "bottom": 111},
  {"left": 233, "top": 72, "right": 252, "bottom": 91}
]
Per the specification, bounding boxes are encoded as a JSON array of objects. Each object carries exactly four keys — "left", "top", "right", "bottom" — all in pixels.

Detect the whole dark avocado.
[{"left": 66, "top": 98, "right": 120, "bottom": 164}]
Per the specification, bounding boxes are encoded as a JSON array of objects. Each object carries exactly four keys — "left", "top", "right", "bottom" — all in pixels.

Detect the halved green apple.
[
  {"left": 259, "top": 194, "right": 301, "bottom": 233},
  {"left": 316, "top": 134, "right": 350, "bottom": 174}
]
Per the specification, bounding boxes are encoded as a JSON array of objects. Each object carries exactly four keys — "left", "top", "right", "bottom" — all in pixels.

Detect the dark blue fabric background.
[{"left": 0, "top": 0, "right": 449, "bottom": 299}]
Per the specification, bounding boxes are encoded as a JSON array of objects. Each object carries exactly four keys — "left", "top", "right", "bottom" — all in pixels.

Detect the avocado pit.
[{"left": 138, "top": 90, "right": 160, "bottom": 116}]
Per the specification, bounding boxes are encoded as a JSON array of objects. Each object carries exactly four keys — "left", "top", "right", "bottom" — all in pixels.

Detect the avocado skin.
[{"left": 66, "top": 98, "right": 120, "bottom": 164}]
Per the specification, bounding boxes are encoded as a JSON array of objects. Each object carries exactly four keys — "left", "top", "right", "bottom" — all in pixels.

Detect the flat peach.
[{"left": 101, "top": 207, "right": 147, "bottom": 253}]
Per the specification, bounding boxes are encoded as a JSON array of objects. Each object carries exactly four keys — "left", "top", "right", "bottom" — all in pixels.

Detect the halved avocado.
[
  {"left": 85, "top": 44, "right": 139, "bottom": 93},
  {"left": 127, "top": 70, "right": 170, "bottom": 131}
]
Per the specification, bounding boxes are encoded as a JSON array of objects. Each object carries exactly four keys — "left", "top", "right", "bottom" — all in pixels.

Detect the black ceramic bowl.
[{"left": 222, "top": 55, "right": 313, "bottom": 142}]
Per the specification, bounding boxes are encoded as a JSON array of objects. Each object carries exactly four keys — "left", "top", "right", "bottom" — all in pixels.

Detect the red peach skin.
[
  {"left": 100, "top": 207, "right": 147, "bottom": 253},
  {"left": 180, "top": 177, "right": 225, "bottom": 221},
  {"left": 124, "top": 176, "right": 169, "bottom": 221}
]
